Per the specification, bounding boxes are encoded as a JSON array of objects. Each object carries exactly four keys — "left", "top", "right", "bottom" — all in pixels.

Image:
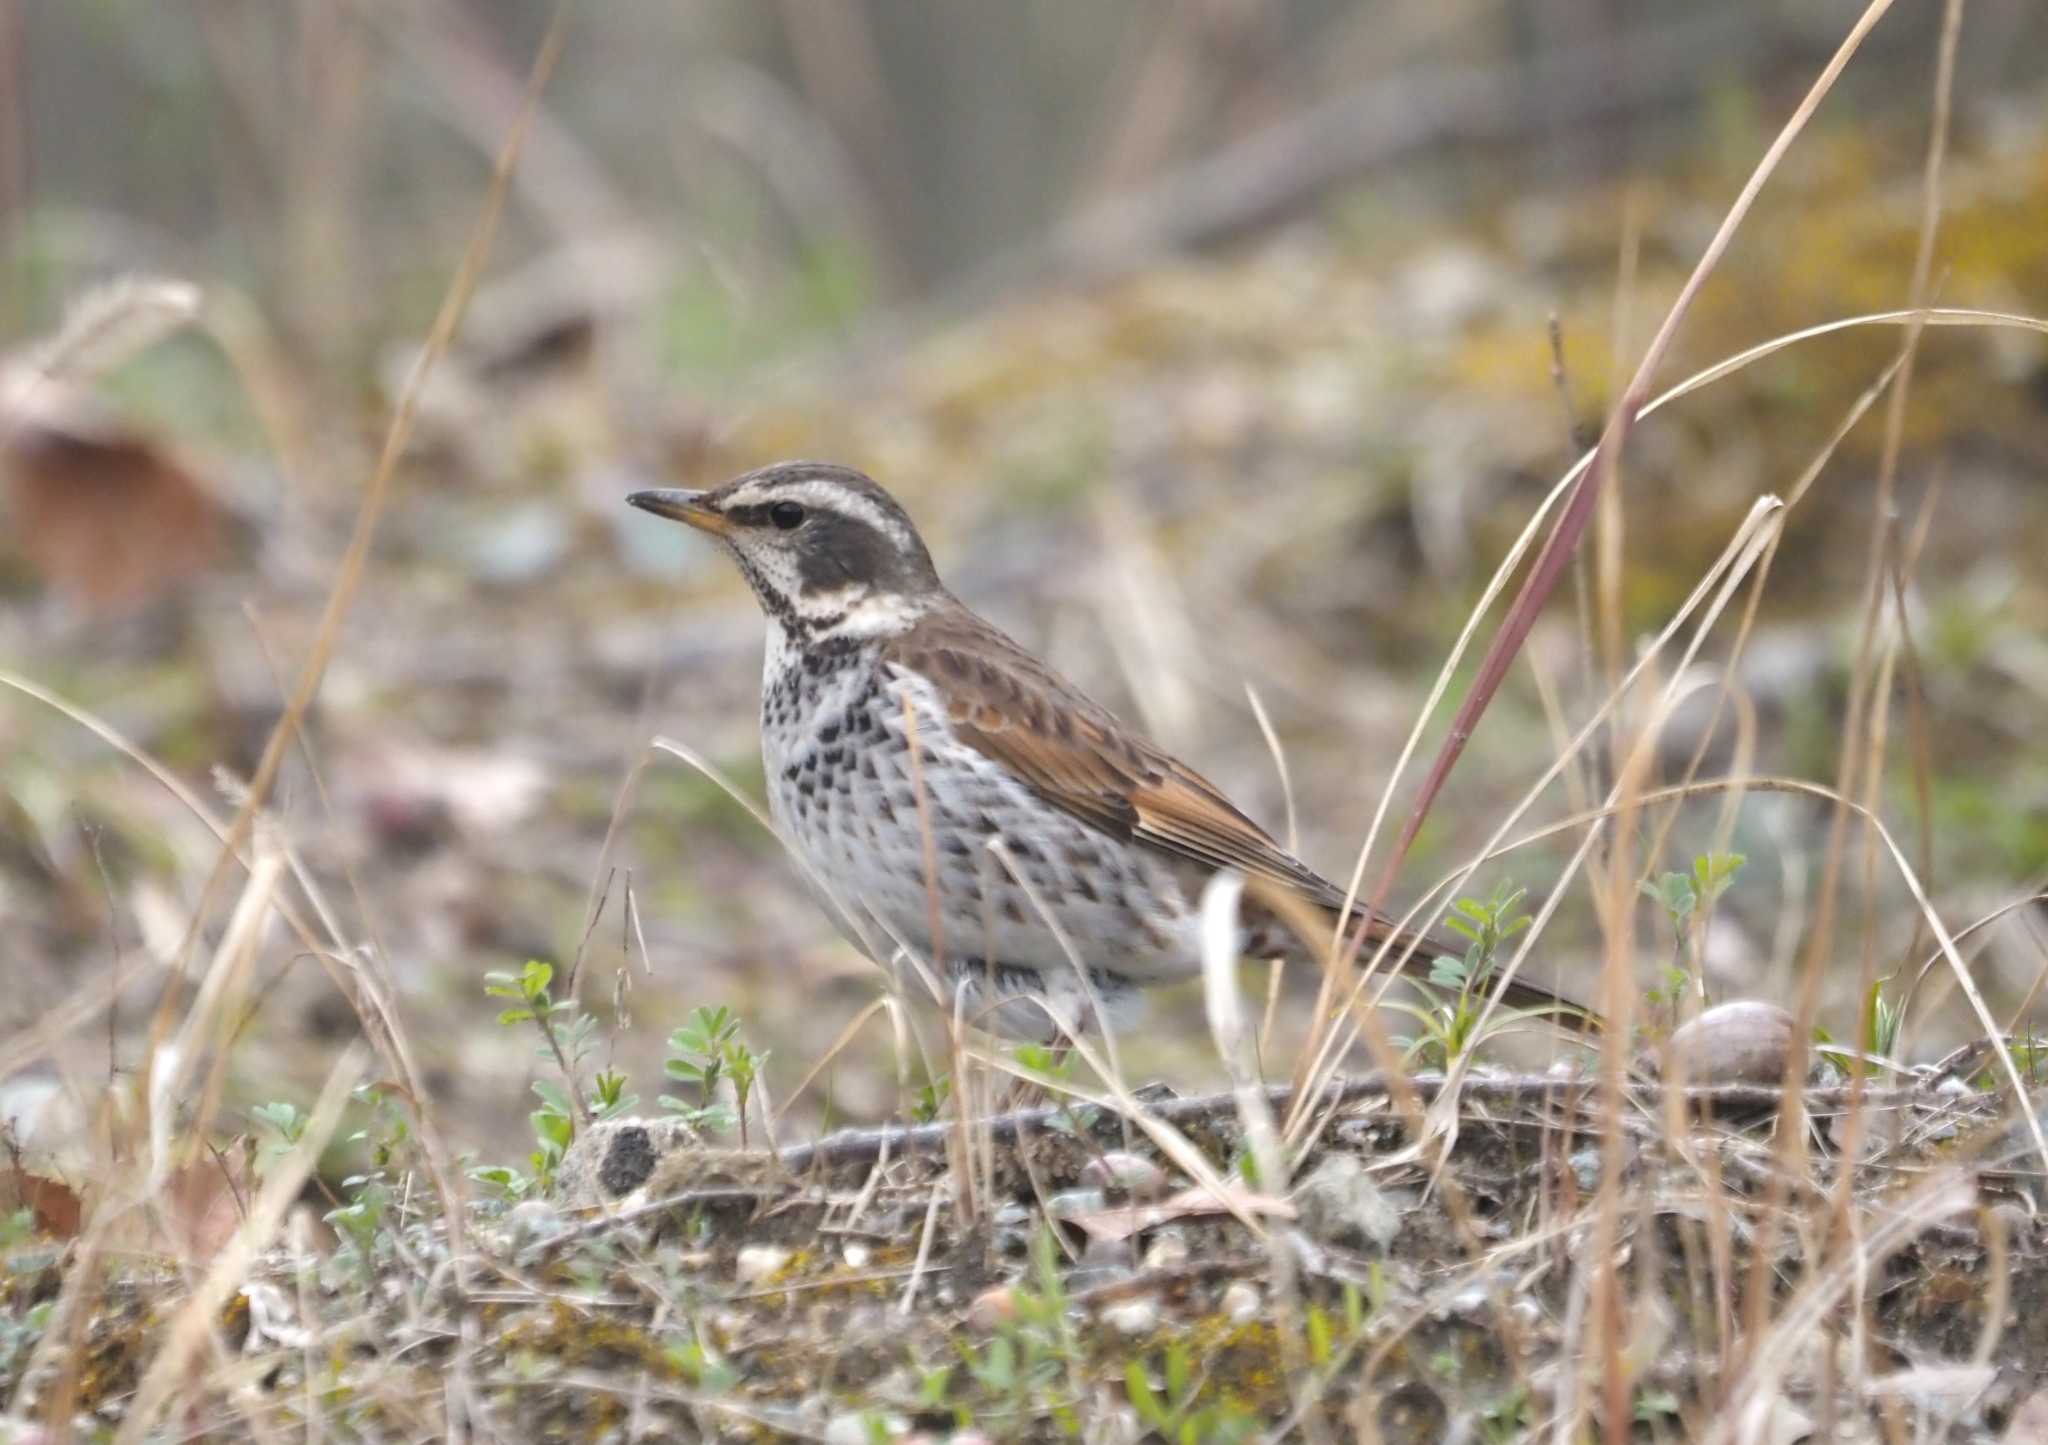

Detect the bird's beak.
[{"left": 626, "top": 488, "right": 731, "bottom": 536}]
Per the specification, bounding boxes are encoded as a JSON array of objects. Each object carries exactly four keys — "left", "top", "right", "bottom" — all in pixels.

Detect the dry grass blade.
[
  {"left": 1292, "top": 297, "right": 2046, "bottom": 1161},
  {"left": 969, "top": 1028, "right": 1271, "bottom": 1237},
  {"left": 2, "top": 275, "right": 201, "bottom": 432},
  {"left": 1499, "top": 768, "right": 2048, "bottom": 1173},
  {"left": 1320, "top": 304, "right": 2047, "bottom": 961},
  {"left": 1199, "top": 874, "right": 1335, "bottom": 1444},
  {"left": 648, "top": 735, "right": 897, "bottom": 971},
  {"left": 778, "top": 996, "right": 899, "bottom": 1122},
  {"left": 568, "top": 746, "right": 655, "bottom": 1000},
  {"left": 1369, "top": 0, "right": 1900, "bottom": 918},
  {"left": 1807, "top": 0, "right": 1965, "bottom": 1063},
  {"left": 0, "top": 667, "right": 373, "bottom": 1083},
  {"left": 1349, "top": 496, "right": 1782, "bottom": 1054},
  {"left": 1243, "top": 681, "right": 1300, "bottom": 857},
  {"left": 1289, "top": 493, "right": 1787, "bottom": 1424},
  {"left": 1704, "top": 1171, "right": 1978, "bottom": 1445},
  {"left": 157, "top": 4, "right": 572, "bottom": 993},
  {"left": 1639, "top": 353, "right": 1906, "bottom": 886},
  {"left": 1197, "top": 872, "right": 1285, "bottom": 1192},
  {"left": 151, "top": 844, "right": 287, "bottom": 1192},
  {"left": 114, "top": 1044, "right": 368, "bottom": 1445},
  {"left": 110, "top": 4, "right": 577, "bottom": 1271}
]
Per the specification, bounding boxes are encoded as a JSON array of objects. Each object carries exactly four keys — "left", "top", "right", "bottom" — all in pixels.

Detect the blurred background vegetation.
[{"left": 4, "top": 1, "right": 2047, "bottom": 1155}]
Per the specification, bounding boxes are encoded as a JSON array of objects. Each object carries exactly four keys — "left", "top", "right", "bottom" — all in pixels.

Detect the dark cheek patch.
[{"left": 798, "top": 514, "right": 897, "bottom": 594}]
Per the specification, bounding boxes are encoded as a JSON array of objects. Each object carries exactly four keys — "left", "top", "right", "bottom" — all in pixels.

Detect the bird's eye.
[{"left": 768, "top": 501, "right": 806, "bottom": 531}]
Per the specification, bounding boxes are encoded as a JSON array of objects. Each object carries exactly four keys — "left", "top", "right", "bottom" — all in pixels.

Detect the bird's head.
[{"left": 629, "top": 461, "right": 941, "bottom": 641}]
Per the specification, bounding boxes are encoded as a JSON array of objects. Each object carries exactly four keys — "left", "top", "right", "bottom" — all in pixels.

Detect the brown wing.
[
  {"left": 882, "top": 604, "right": 1600, "bottom": 1030},
  {"left": 883, "top": 604, "right": 1335, "bottom": 899}
]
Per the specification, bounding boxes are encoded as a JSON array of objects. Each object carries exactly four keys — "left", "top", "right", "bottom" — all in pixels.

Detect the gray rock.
[
  {"left": 554, "top": 1115, "right": 703, "bottom": 1205},
  {"left": 504, "top": 1198, "right": 565, "bottom": 1247},
  {"left": 735, "top": 1244, "right": 794, "bottom": 1284},
  {"left": 1657, "top": 1000, "right": 1798, "bottom": 1088},
  {"left": 1100, "top": 1297, "right": 1161, "bottom": 1336},
  {"left": 1294, "top": 1154, "right": 1403, "bottom": 1251},
  {"left": 1220, "top": 1280, "right": 1262, "bottom": 1324},
  {"left": 1141, "top": 1228, "right": 1190, "bottom": 1272},
  {"left": 1080, "top": 1151, "right": 1168, "bottom": 1200}
]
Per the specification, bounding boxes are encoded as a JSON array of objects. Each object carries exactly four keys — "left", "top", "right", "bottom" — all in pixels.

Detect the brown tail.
[
  {"left": 1475, "top": 965, "right": 1604, "bottom": 1033},
  {"left": 1244, "top": 875, "right": 1606, "bottom": 1034}
]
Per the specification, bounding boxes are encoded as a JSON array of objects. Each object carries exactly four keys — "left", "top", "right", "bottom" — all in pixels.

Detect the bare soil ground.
[{"left": 9, "top": 1072, "right": 2045, "bottom": 1440}]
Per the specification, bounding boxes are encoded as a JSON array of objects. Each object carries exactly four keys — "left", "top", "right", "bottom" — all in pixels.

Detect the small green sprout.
[
  {"left": 1391, "top": 880, "right": 1537, "bottom": 1068},
  {"left": 1641, "top": 851, "right": 1746, "bottom": 1008},
  {"left": 662, "top": 1004, "right": 768, "bottom": 1146}
]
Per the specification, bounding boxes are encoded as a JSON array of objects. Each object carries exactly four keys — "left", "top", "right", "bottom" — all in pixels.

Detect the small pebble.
[
  {"left": 1295, "top": 1154, "right": 1402, "bottom": 1251},
  {"left": 1442, "top": 1279, "right": 1494, "bottom": 1317},
  {"left": 1044, "top": 1188, "right": 1107, "bottom": 1218},
  {"left": 1079, "top": 1235, "right": 1136, "bottom": 1277},
  {"left": 1080, "top": 1151, "right": 1167, "bottom": 1199},
  {"left": 504, "top": 1198, "right": 563, "bottom": 1244},
  {"left": 825, "top": 1412, "right": 904, "bottom": 1444},
  {"left": 842, "top": 1242, "right": 872, "bottom": 1270},
  {"left": 1141, "top": 1229, "right": 1189, "bottom": 1272},
  {"left": 967, "top": 1285, "right": 1017, "bottom": 1331},
  {"left": 1100, "top": 1297, "right": 1160, "bottom": 1336},
  {"left": 1659, "top": 1000, "right": 1796, "bottom": 1087},
  {"left": 735, "top": 1245, "right": 793, "bottom": 1284},
  {"left": 1220, "top": 1280, "right": 1262, "bottom": 1324}
]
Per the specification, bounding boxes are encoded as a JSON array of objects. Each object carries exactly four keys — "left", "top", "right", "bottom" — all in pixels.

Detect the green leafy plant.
[
  {"left": 484, "top": 961, "right": 592, "bottom": 1126},
  {"left": 1390, "top": 881, "right": 1537, "bottom": 1068},
  {"left": 248, "top": 1100, "right": 307, "bottom": 1171},
  {"left": 324, "top": 1175, "right": 391, "bottom": 1272},
  {"left": 1866, "top": 982, "right": 1906, "bottom": 1059},
  {"left": 591, "top": 1066, "right": 636, "bottom": 1120},
  {"left": 916, "top": 1363, "right": 954, "bottom": 1410},
  {"left": 474, "top": 961, "right": 641, "bottom": 1198},
  {"left": 1435, "top": 881, "right": 1533, "bottom": 993},
  {"left": 0, "top": 1294, "right": 52, "bottom": 1387},
  {"left": 1996, "top": 1034, "right": 2047, "bottom": 1089},
  {"left": 1635, "top": 1386, "right": 1683, "bottom": 1424},
  {"left": 1125, "top": 1342, "right": 1258, "bottom": 1444},
  {"left": 345, "top": 1084, "right": 414, "bottom": 1171},
  {"left": 311, "top": 1084, "right": 425, "bottom": 1260},
  {"left": 469, "top": 1078, "right": 585, "bottom": 1201},
  {"left": 1641, "top": 852, "right": 1746, "bottom": 1003},
  {"left": 959, "top": 1331, "right": 1060, "bottom": 1429},
  {"left": 1811, "top": 976, "right": 1911, "bottom": 1074},
  {"left": 0, "top": 1207, "right": 37, "bottom": 1249},
  {"left": 665, "top": 1326, "right": 737, "bottom": 1394},
  {"left": 662, "top": 1005, "right": 767, "bottom": 1147},
  {"left": 1478, "top": 1385, "right": 1531, "bottom": 1441},
  {"left": 911, "top": 1073, "right": 953, "bottom": 1124},
  {"left": 953, "top": 1230, "right": 1083, "bottom": 1432},
  {"left": 1006, "top": 1040, "right": 1101, "bottom": 1135},
  {"left": 1011, "top": 1041, "right": 1076, "bottom": 1084}
]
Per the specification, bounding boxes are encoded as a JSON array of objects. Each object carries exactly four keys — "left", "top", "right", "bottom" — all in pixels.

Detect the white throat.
[{"left": 800, "top": 585, "right": 930, "bottom": 642}]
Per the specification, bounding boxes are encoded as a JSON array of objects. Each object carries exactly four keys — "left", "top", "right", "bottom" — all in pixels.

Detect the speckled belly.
[{"left": 761, "top": 656, "right": 1204, "bottom": 997}]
